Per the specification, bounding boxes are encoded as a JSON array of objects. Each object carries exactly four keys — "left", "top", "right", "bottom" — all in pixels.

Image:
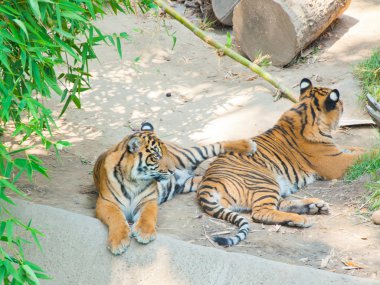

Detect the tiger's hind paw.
[
  {"left": 132, "top": 223, "right": 157, "bottom": 244},
  {"left": 308, "top": 200, "right": 330, "bottom": 215},
  {"left": 246, "top": 139, "right": 257, "bottom": 157}
]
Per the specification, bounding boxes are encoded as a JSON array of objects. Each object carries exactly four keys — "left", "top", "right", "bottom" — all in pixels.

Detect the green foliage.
[
  {"left": 163, "top": 19, "right": 177, "bottom": 50},
  {"left": 225, "top": 32, "right": 232, "bottom": 49},
  {"left": 345, "top": 150, "right": 380, "bottom": 212},
  {"left": 354, "top": 49, "right": 380, "bottom": 102},
  {"left": 366, "top": 179, "right": 380, "bottom": 211},
  {"left": 345, "top": 150, "right": 380, "bottom": 182},
  {"left": 0, "top": 0, "right": 154, "bottom": 283},
  {"left": 198, "top": 17, "right": 216, "bottom": 31},
  {"left": 352, "top": 50, "right": 380, "bottom": 212},
  {"left": 252, "top": 51, "right": 271, "bottom": 67}
]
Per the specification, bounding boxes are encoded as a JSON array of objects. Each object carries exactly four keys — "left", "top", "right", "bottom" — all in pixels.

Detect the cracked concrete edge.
[{"left": 10, "top": 199, "right": 380, "bottom": 285}]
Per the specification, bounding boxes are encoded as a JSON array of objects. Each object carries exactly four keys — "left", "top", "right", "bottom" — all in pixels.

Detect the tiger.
[
  {"left": 197, "top": 78, "right": 369, "bottom": 247},
  {"left": 93, "top": 122, "right": 257, "bottom": 254}
]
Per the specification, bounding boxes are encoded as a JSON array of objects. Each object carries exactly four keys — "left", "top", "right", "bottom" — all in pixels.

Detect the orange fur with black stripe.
[
  {"left": 197, "top": 78, "right": 369, "bottom": 247},
  {"left": 93, "top": 122, "right": 256, "bottom": 254}
]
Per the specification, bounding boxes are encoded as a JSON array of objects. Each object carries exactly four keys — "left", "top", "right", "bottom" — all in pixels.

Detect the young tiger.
[
  {"left": 197, "top": 78, "right": 369, "bottom": 247},
  {"left": 93, "top": 122, "right": 256, "bottom": 254}
]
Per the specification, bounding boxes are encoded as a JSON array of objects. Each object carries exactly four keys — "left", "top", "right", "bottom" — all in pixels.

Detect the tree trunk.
[
  {"left": 211, "top": 0, "right": 240, "bottom": 26},
  {"left": 233, "top": 0, "right": 351, "bottom": 66}
]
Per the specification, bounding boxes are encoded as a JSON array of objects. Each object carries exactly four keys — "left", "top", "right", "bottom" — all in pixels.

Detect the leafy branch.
[{"left": 0, "top": 0, "right": 154, "bottom": 283}]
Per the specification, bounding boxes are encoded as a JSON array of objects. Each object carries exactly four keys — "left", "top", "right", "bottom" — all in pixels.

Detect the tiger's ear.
[
  {"left": 300, "top": 78, "right": 312, "bottom": 94},
  {"left": 141, "top": 122, "right": 154, "bottom": 132},
  {"left": 128, "top": 137, "right": 142, "bottom": 153},
  {"left": 325, "top": 89, "right": 340, "bottom": 112}
]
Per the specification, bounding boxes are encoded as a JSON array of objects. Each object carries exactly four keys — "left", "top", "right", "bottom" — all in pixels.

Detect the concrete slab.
[{"left": 12, "top": 199, "right": 380, "bottom": 285}]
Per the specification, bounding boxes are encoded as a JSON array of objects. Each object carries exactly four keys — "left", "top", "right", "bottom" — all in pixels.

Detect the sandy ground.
[{"left": 14, "top": 0, "right": 380, "bottom": 280}]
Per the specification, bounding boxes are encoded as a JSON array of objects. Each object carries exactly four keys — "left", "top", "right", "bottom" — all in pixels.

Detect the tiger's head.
[
  {"left": 281, "top": 78, "right": 343, "bottom": 143},
  {"left": 125, "top": 122, "right": 175, "bottom": 182}
]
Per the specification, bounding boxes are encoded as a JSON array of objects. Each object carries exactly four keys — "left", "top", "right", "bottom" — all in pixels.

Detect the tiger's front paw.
[
  {"left": 287, "top": 215, "right": 312, "bottom": 228},
  {"left": 108, "top": 226, "right": 131, "bottom": 255},
  {"left": 132, "top": 222, "right": 157, "bottom": 244}
]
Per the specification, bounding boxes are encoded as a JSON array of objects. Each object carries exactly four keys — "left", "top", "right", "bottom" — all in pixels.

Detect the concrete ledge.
[{"left": 12, "top": 199, "right": 380, "bottom": 285}]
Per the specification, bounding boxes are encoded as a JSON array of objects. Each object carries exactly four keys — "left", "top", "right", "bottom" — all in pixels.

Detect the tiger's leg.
[
  {"left": 252, "top": 205, "right": 312, "bottom": 227},
  {"left": 96, "top": 197, "right": 131, "bottom": 255},
  {"left": 251, "top": 187, "right": 312, "bottom": 227},
  {"left": 245, "top": 173, "right": 312, "bottom": 227},
  {"left": 197, "top": 179, "right": 250, "bottom": 247},
  {"left": 278, "top": 198, "right": 329, "bottom": 215},
  {"left": 132, "top": 200, "right": 158, "bottom": 244}
]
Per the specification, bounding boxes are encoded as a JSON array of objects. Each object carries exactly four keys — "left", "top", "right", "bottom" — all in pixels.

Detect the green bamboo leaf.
[
  {"left": 53, "top": 28, "right": 76, "bottom": 39},
  {"left": 55, "top": 140, "right": 71, "bottom": 151},
  {"left": 60, "top": 88, "right": 68, "bottom": 102},
  {"left": 0, "top": 265, "right": 4, "bottom": 281},
  {"left": 59, "top": 95, "right": 72, "bottom": 117},
  {"left": 31, "top": 60, "right": 42, "bottom": 90},
  {"left": 29, "top": 0, "right": 42, "bottom": 20},
  {"left": 0, "top": 192, "right": 15, "bottom": 205},
  {"left": 44, "top": 73, "right": 63, "bottom": 95},
  {"left": 0, "top": 178, "right": 27, "bottom": 198},
  {"left": 8, "top": 146, "right": 33, "bottom": 155},
  {"left": 85, "top": 0, "right": 95, "bottom": 18},
  {"left": 71, "top": 95, "right": 81, "bottom": 109},
  {"left": 31, "top": 231, "right": 43, "bottom": 252},
  {"left": 34, "top": 272, "right": 52, "bottom": 279},
  {"left": 56, "top": 3, "right": 62, "bottom": 29},
  {"left": 0, "top": 54, "right": 12, "bottom": 72},
  {"left": 0, "top": 5, "right": 19, "bottom": 17},
  {"left": 225, "top": 31, "right": 232, "bottom": 48},
  {"left": 81, "top": 43, "right": 88, "bottom": 63},
  {"left": 0, "top": 222, "right": 6, "bottom": 236},
  {"left": 24, "top": 261, "right": 44, "bottom": 273},
  {"left": 6, "top": 220, "right": 13, "bottom": 241},
  {"left": 22, "top": 265, "right": 40, "bottom": 285},
  {"left": 4, "top": 262, "right": 22, "bottom": 283},
  {"left": 54, "top": 36, "right": 81, "bottom": 61},
  {"left": 30, "top": 161, "right": 48, "bottom": 178},
  {"left": 108, "top": 35, "right": 115, "bottom": 46},
  {"left": 0, "top": 236, "right": 20, "bottom": 244},
  {"left": 13, "top": 19, "right": 29, "bottom": 40},
  {"left": 61, "top": 11, "right": 87, "bottom": 22},
  {"left": 116, "top": 36, "right": 122, "bottom": 58},
  {"left": 119, "top": 32, "right": 129, "bottom": 39},
  {"left": 20, "top": 50, "right": 27, "bottom": 71}
]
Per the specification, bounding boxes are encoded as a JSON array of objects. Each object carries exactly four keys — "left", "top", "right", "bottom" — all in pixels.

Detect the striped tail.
[{"left": 199, "top": 198, "right": 250, "bottom": 246}]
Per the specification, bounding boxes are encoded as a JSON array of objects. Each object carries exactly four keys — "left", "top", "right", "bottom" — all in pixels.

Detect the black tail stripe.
[
  {"left": 190, "top": 146, "right": 209, "bottom": 160},
  {"left": 213, "top": 207, "right": 224, "bottom": 218},
  {"left": 199, "top": 197, "right": 217, "bottom": 205}
]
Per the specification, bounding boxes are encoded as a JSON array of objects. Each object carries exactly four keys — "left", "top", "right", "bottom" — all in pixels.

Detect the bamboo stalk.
[{"left": 153, "top": 0, "right": 298, "bottom": 103}]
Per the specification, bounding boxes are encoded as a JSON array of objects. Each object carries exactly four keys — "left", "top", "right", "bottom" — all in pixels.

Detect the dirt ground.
[{"left": 14, "top": 0, "right": 380, "bottom": 280}]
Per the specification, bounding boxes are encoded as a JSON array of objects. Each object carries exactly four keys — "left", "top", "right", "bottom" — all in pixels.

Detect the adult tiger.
[
  {"left": 93, "top": 122, "right": 256, "bottom": 254},
  {"left": 197, "top": 78, "right": 368, "bottom": 247}
]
